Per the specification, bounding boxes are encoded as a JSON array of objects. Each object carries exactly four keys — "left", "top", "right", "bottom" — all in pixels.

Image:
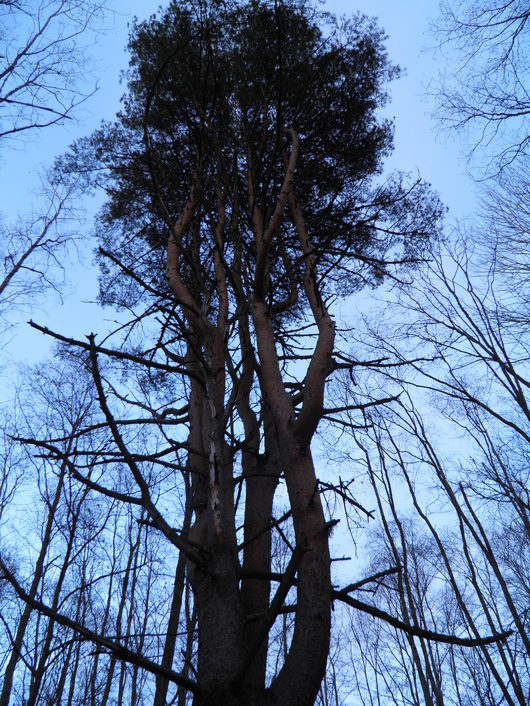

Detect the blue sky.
[{"left": 0, "top": 0, "right": 472, "bottom": 367}]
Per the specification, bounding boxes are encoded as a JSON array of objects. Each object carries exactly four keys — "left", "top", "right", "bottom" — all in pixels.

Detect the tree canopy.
[{"left": 62, "top": 0, "right": 441, "bottom": 310}]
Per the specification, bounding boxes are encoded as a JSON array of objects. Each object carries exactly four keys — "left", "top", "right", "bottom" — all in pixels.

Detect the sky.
[{"left": 0, "top": 0, "right": 472, "bottom": 370}]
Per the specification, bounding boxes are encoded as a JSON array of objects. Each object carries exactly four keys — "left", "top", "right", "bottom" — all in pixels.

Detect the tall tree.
[{"left": 4, "top": 2, "right": 507, "bottom": 706}]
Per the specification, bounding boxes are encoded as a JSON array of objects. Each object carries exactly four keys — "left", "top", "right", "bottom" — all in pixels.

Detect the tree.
[
  {"left": 431, "top": 1, "right": 530, "bottom": 321},
  {"left": 0, "top": 362, "right": 97, "bottom": 706},
  {"left": 341, "top": 241, "right": 530, "bottom": 705},
  {"left": 3, "top": 2, "right": 510, "bottom": 705},
  {"left": 0, "top": 0, "right": 104, "bottom": 142},
  {"left": 0, "top": 183, "right": 78, "bottom": 341},
  {"left": 432, "top": 0, "right": 530, "bottom": 175},
  {"left": 0, "top": 0, "right": 106, "bottom": 346},
  {"left": 331, "top": 3, "right": 530, "bottom": 701}
]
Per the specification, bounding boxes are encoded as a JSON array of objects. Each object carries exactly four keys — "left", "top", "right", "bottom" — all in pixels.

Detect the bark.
[
  {"left": 250, "top": 192, "right": 334, "bottom": 704},
  {"left": 240, "top": 451, "right": 281, "bottom": 690}
]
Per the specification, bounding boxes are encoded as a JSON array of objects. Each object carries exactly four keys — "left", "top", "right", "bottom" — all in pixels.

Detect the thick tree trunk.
[
  {"left": 250, "top": 297, "right": 333, "bottom": 706},
  {"left": 192, "top": 435, "right": 244, "bottom": 701},
  {"left": 240, "top": 452, "right": 280, "bottom": 690},
  {"left": 268, "top": 442, "right": 331, "bottom": 706}
]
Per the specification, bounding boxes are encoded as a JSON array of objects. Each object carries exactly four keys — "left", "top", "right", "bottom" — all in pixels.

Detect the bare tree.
[
  {"left": 339, "top": 238, "right": 530, "bottom": 705},
  {"left": 473, "top": 164, "right": 530, "bottom": 328},
  {"left": 0, "top": 0, "right": 105, "bottom": 142},
  {"left": 0, "top": 182, "right": 79, "bottom": 339},
  {"left": 0, "top": 0, "right": 107, "bottom": 347},
  {"left": 432, "top": 0, "right": 529, "bottom": 174},
  {"left": 0, "top": 362, "right": 96, "bottom": 706}
]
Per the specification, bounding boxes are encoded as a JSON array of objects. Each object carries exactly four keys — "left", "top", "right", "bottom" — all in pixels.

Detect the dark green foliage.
[{"left": 57, "top": 0, "right": 441, "bottom": 313}]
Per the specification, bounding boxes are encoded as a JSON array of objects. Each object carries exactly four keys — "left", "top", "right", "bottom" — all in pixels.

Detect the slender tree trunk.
[
  {"left": 55, "top": 569, "right": 87, "bottom": 706},
  {"left": 240, "top": 451, "right": 280, "bottom": 690},
  {"left": 153, "top": 479, "right": 192, "bottom": 706},
  {"left": 26, "top": 485, "right": 89, "bottom": 706},
  {"left": 177, "top": 581, "right": 197, "bottom": 706},
  {"left": 0, "top": 467, "right": 66, "bottom": 706},
  {"left": 100, "top": 517, "right": 142, "bottom": 706}
]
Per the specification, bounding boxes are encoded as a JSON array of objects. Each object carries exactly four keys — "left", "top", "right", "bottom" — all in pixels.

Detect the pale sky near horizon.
[{"left": 0, "top": 0, "right": 472, "bottom": 369}]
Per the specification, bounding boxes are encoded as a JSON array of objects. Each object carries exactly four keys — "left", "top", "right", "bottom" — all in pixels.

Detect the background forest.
[{"left": 0, "top": 1, "right": 528, "bottom": 705}]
